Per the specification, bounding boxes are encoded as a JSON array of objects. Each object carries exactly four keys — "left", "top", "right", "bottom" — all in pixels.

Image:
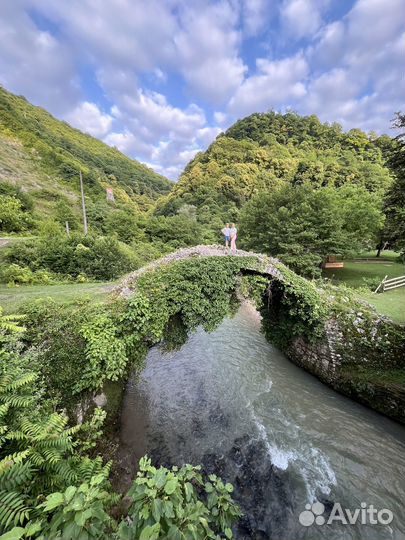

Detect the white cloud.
[
  {"left": 102, "top": 85, "right": 219, "bottom": 179},
  {"left": 228, "top": 54, "right": 308, "bottom": 116},
  {"left": 117, "top": 89, "right": 206, "bottom": 142},
  {"left": 174, "top": 2, "right": 247, "bottom": 104},
  {"left": 214, "top": 111, "right": 229, "bottom": 126},
  {"left": 242, "top": 0, "right": 275, "bottom": 36},
  {"left": 65, "top": 101, "right": 113, "bottom": 137},
  {"left": 35, "top": 0, "right": 177, "bottom": 71},
  {"left": 1, "top": 0, "right": 403, "bottom": 181},
  {"left": 0, "top": 0, "right": 78, "bottom": 114},
  {"left": 303, "top": 0, "right": 405, "bottom": 132},
  {"left": 103, "top": 130, "right": 155, "bottom": 157},
  {"left": 280, "top": 0, "right": 329, "bottom": 39},
  {"left": 196, "top": 126, "right": 222, "bottom": 146},
  {"left": 35, "top": 0, "right": 247, "bottom": 105}
]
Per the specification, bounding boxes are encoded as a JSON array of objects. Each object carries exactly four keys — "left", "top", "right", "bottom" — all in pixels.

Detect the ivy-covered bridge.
[
  {"left": 112, "top": 246, "right": 405, "bottom": 424},
  {"left": 114, "top": 245, "right": 284, "bottom": 298}
]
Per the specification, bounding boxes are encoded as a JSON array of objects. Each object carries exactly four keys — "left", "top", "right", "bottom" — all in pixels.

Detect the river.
[{"left": 119, "top": 303, "right": 405, "bottom": 539}]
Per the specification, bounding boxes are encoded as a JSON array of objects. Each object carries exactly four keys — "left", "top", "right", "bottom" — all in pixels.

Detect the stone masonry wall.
[{"left": 285, "top": 319, "right": 405, "bottom": 424}]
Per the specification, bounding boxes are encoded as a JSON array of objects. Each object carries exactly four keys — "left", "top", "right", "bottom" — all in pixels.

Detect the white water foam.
[{"left": 251, "top": 412, "right": 336, "bottom": 501}]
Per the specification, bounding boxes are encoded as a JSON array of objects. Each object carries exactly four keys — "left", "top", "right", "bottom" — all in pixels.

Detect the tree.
[
  {"left": 239, "top": 184, "right": 383, "bottom": 277},
  {"left": 105, "top": 209, "right": 142, "bottom": 243},
  {"left": 239, "top": 185, "right": 343, "bottom": 276},
  {"left": 145, "top": 215, "right": 202, "bottom": 247},
  {"left": 157, "top": 111, "right": 392, "bottom": 239},
  {"left": 383, "top": 113, "right": 405, "bottom": 254},
  {"left": 336, "top": 185, "right": 384, "bottom": 253}
]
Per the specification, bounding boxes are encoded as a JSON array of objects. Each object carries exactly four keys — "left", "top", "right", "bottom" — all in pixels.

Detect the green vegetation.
[
  {"left": 1, "top": 241, "right": 403, "bottom": 538},
  {"left": 157, "top": 111, "right": 392, "bottom": 223},
  {"left": 322, "top": 258, "right": 404, "bottom": 288},
  {"left": 358, "top": 289, "right": 405, "bottom": 325},
  {"left": 0, "top": 87, "right": 171, "bottom": 205},
  {"left": 0, "top": 306, "right": 241, "bottom": 540},
  {"left": 0, "top": 87, "right": 187, "bottom": 264},
  {"left": 382, "top": 113, "right": 405, "bottom": 253},
  {"left": 4, "top": 233, "right": 137, "bottom": 281},
  {"left": 0, "top": 282, "right": 113, "bottom": 313},
  {"left": 156, "top": 111, "right": 395, "bottom": 275},
  {"left": 239, "top": 184, "right": 382, "bottom": 276},
  {"left": 118, "top": 457, "right": 241, "bottom": 540},
  {"left": 0, "top": 196, "right": 32, "bottom": 233},
  {"left": 322, "top": 253, "right": 404, "bottom": 323},
  {"left": 0, "top": 85, "right": 403, "bottom": 538}
]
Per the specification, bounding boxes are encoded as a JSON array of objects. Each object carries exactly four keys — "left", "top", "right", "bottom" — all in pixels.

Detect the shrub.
[
  {"left": 6, "top": 234, "right": 137, "bottom": 280},
  {"left": 130, "top": 241, "right": 167, "bottom": 266},
  {"left": 145, "top": 215, "right": 202, "bottom": 247},
  {"left": 118, "top": 457, "right": 241, "bottom": 540},
  {"left": 0, "top": 264, "right": 57, "bottom": 286},
  {"left": 0, "top": 182, "right": 34, "bottom": 212},
  {"left": 361, "top": 276, "right": 382, "bottom": 291},
  {"left": 105, "top": 209, "right": 142, "bottom": 244},
  {"left": 0, "top": 195, "right": 30, "bottom": 232}
]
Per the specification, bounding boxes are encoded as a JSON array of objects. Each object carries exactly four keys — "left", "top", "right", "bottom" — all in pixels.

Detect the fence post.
[{"left": 374, "top": 275, "right": 388, "bottom": 294}]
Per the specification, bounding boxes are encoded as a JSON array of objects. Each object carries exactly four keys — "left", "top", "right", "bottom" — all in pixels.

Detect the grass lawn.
[
  {"left": 0, "top": 281, "right": 115, "bottom": 313},
  {"left": 322, "top": 259, "right": 404, "bottom": 288},
  {"left": 355, "top": 249, "right": 399, "bottom": 261},
  {"left": 357, "top": 288, "right": 405, "bottom": 325},
  {"left": 322, "top": 251, "right": 404, "bottom": 324}
]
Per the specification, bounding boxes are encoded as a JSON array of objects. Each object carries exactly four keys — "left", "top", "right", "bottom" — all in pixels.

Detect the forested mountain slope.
[
  {"left": 156, "top": 111, "right": 394, "bottom": 226},
  {"left": 0, "top": 86, "right": 172, "bottom": 230}
]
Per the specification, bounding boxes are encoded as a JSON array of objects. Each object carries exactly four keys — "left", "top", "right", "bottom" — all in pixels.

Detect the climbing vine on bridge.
[
  {"left": 19, "top": 254, "right": 336, "bottom": 409},
  {"left": 262, "top": 263, "right": 329, "bottom": 348}
]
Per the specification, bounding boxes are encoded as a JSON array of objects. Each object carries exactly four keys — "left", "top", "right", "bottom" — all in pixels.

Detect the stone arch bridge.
[{"left": 114, "top": 245, "right": 405, "bottom": 424}]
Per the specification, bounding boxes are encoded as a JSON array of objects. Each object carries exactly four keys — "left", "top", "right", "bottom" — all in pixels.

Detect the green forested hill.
[
  {"left": 0, "top": 86, "right": 172, "bottom": 229},
  {"left": 156, "top": 111, "right": 394, "bottom": 228}
]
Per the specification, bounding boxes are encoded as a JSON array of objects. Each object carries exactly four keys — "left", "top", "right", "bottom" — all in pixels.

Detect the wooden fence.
[{"left": 374, "top": 275, "right": 405, "bottom": 294}]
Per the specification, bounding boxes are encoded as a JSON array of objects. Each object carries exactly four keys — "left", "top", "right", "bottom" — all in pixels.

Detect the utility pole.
[{"left": 79, "top": 170, "right": 88, "bottom": 235}]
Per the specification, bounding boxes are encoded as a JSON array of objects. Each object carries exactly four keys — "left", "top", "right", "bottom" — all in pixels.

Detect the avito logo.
[{"left": 299, "top": 501, "right": 393, "bottom": 527}]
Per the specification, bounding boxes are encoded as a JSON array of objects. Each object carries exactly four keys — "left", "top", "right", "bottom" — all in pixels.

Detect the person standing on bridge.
[
  {"left": 230, "top": 223, "right": 237, "bottom": 253},
  {"left": 221, "top": 223, "right": 231, "bottom": 248}
]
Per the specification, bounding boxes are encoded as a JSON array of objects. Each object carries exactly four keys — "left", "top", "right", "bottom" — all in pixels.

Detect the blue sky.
[{"left": 1, "top": 0, "right": 404, "bottom": 180}]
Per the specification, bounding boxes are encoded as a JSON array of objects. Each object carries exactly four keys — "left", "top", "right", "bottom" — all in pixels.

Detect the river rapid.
[{"left": 119, "top": 303, "right": 405, "bottom": 539}]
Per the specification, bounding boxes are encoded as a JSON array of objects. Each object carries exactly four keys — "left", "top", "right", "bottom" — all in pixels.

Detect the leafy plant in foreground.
[{"left": 118, "top": 456, "right": 241, "bottom": 540}]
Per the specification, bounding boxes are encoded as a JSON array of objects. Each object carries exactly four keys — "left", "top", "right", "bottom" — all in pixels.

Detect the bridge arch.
[{"left": 113, "top": 246, "right": 405, "bottom": 423}]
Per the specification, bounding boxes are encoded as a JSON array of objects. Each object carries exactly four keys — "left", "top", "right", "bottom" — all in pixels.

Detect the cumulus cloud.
[
  {"left": 34, "top": 0, "right": 177, "bottom": 71},
  {"left": 1, "top": 0, "right": 403, "bottom": 180},
  {"left": 117, "top": 89, "right": 206, "bottom": 141},
  {"left": 0, "top": 0, "right": 78, "bottom": 114},
  {"left": 196, "top": 127, "right": 222, "bottom": 146},
  {"left": 174, "top": 1, "right": 247, "bottom": 104},
  {"left": 102, "top": 86, "right": 220, "bottom": 179},
  {"left": 303, "top": 0, "right": 405, "bottom": 132},
  {"left": 228, "top": 54, "right": 308, "bottom": 116},
  {"left": 65, "top": 101, "right": 113, "bottom": 137},
  {"left": 280, "top": 0, "right": 329, "bottom": 39},
  {"left": 241, "top": 0, "right": 275, "bottom": 36}
]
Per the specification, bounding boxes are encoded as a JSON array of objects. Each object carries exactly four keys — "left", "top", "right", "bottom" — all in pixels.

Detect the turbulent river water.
[{"left": 119, "top": 303, "right": 405, "bottom": 540}]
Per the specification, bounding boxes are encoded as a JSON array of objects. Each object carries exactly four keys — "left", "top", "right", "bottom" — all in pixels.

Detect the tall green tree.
[
  {"left": 383, "top": 113, "right": 405, "bottom": 254},
  {"left": 239, "top": 184, "right": 383, "bottom": 277}
]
